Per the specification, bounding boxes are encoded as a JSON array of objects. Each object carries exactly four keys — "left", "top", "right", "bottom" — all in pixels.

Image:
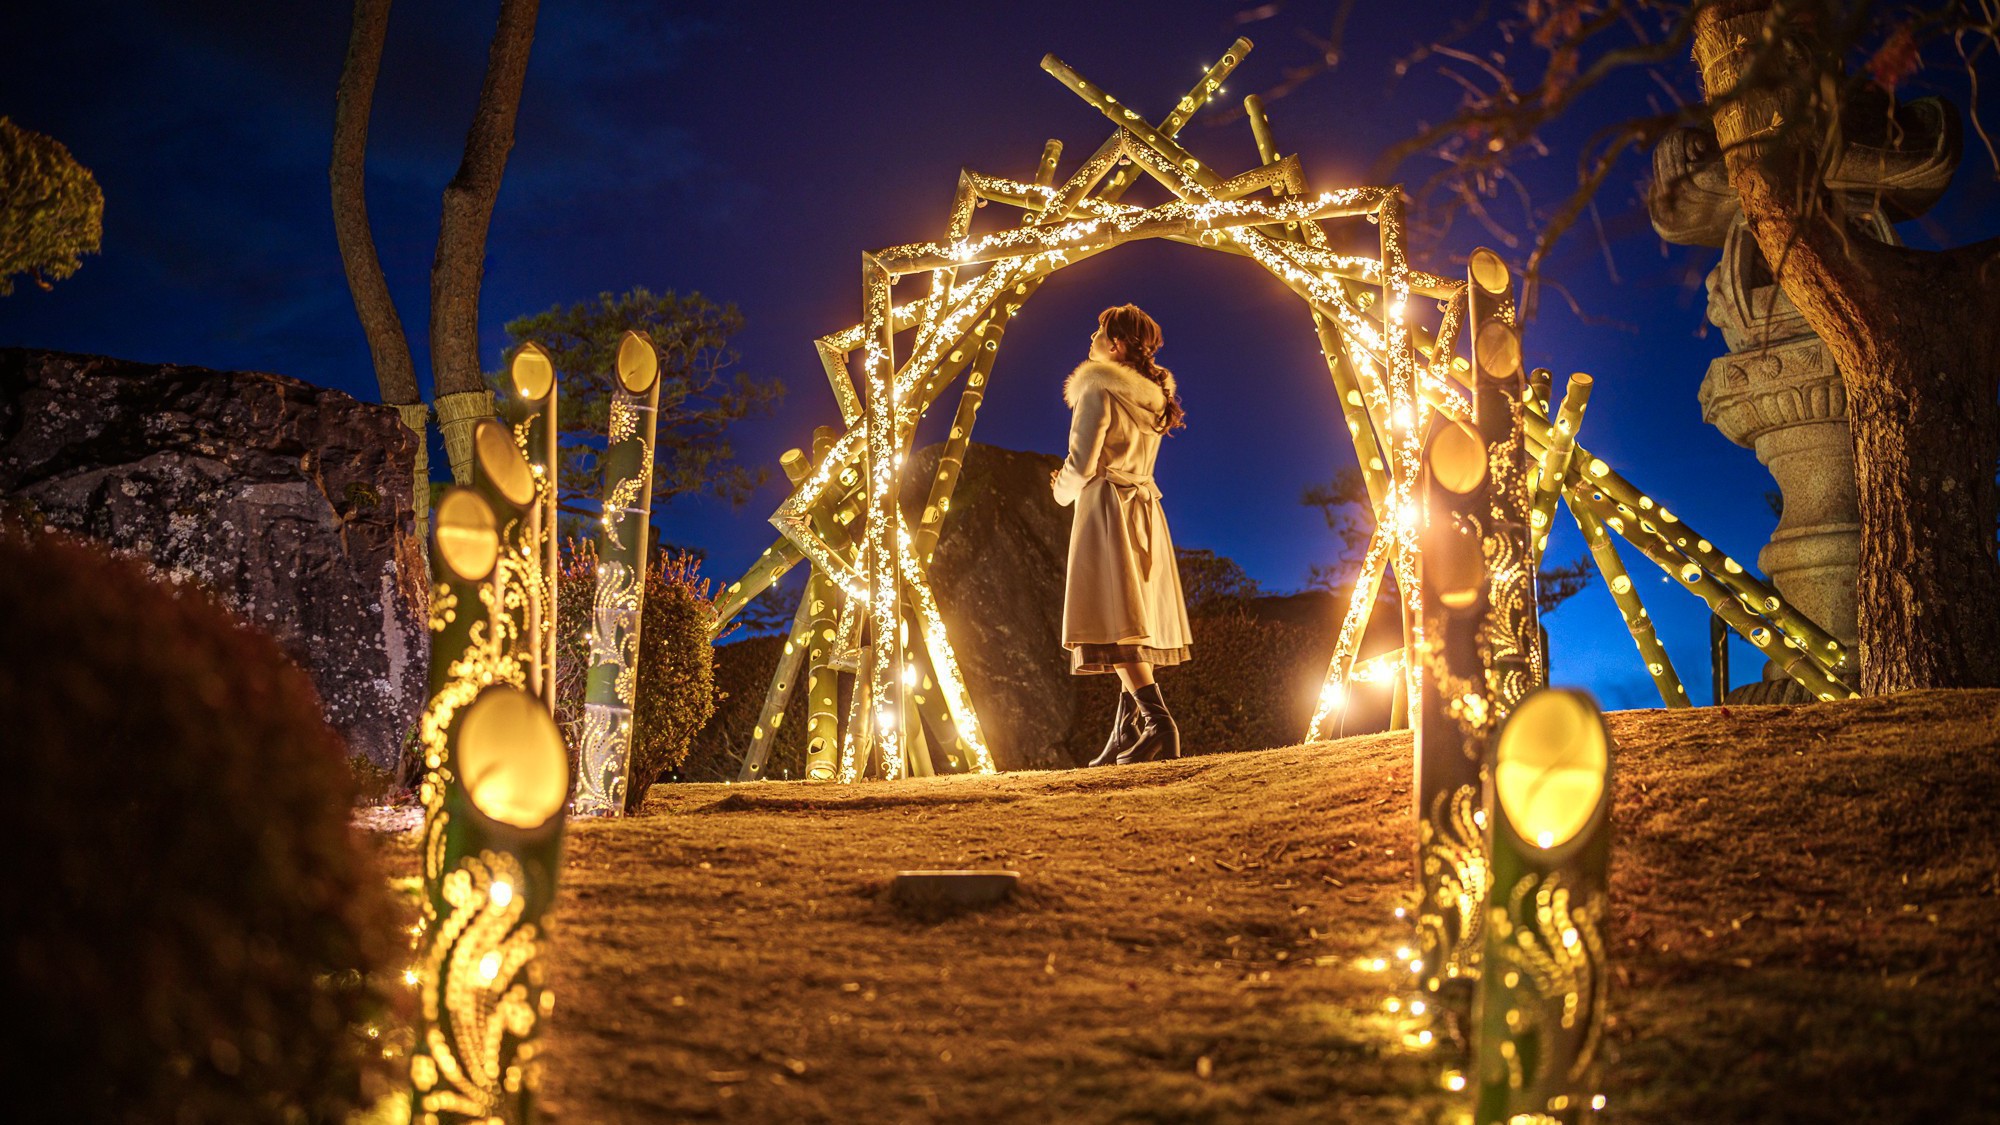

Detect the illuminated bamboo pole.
[
  {"left": 903, "top": 614, "right": 970, "bottom": 771},
  {"left": 860, "top": 254, "right": 907, "bottom": 780},
  {"left": 507, "top": 343, "right": 559, "bottom": 709},
  {"left": 1529, "top": 373, "right": 1592, "bottom": 568},
  {"left": 736, "top": 447, "right": 826, "bottom": 785},
  {"left": 711, "top": 537, "right": 807, "bottom": 638},
  {"left": 412, "top": 485, "right": 567, "bottom": 1121},
  {"left": 1570, "top": 503, "right": 1690, "bottom": 708},
  {"left": 1566, "top": 483, "right": 1854, "bottom": 699},
  {"left": 1034, "top": 138, "right": 1063, "bottom": 186},
  {"left": 1305, "top": 528, "right": 1393, "bottom": 741},
  {"left": 899, "top": 604, "right": 935, "bottom": 779},
  {"left": 838, "top": 658, "right": 875, "bottom": 783},
  {"left": 1377, "top": 190, "right": 1425, "bottom": 720},
  {"left": 1469, "top": 248, "right": 1542, "bottom": 703},
  {"left": 737, "top": 590, "right": 814, "bottom": 783},
  {"left": 1476, "top": 689, "right": 1613, "bottom": 1124},
  {"left": 1500, "top": 391, "right": 1850, "bottom": 676},
  {"left": 914, "top": 297, "right": 1015, "bottom": 564},
  {"left": 801, "top": 428, "right": 845, "bottom": 781},
  {"left": 573, "top": 332, "right": 662, "bottom": 818},
  {"left": 895, "top": 528, "right": 994, "bottom": 772},
  {"left": 1562, "top": 462, "right": 1852, "bottom": 689},
  {"left": 1415, "top": 416, "right": 1492, "bottom": 1007},
  {"left": 816, "top": 337, "right": 862, "bottom": 428}
]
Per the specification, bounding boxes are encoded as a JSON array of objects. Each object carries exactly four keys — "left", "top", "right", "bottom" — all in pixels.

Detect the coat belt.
[{"left": 1094, "top": 468, "right": 1162, "bottom": 577}]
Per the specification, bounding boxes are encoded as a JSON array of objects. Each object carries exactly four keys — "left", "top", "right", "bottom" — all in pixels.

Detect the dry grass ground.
[{"left": 376, "top": 690, "right": 2000, "bottom": 1123}]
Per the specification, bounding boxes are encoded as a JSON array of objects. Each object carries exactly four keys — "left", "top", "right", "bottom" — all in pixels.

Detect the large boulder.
[
  {"left": 0, "top": 348, "right": 426, "bottom": 771},
  {"left": 910, "top": 442, "right": 1075, "bottom": 770}
]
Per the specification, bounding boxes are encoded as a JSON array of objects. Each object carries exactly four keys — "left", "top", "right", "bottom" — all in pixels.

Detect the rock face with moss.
[{"left": 0, "top": 348, "right": 425, "bottom": 769}]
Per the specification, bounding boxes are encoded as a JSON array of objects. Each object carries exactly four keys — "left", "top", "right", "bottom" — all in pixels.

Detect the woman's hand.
[{"left": 1049, "top": 468, "right": 1060, "bottom": 489}]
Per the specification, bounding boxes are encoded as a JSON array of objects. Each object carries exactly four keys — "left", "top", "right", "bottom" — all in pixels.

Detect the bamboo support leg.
[{"left": 1570, "top": 502, "right": 1690, "bottom": 708}]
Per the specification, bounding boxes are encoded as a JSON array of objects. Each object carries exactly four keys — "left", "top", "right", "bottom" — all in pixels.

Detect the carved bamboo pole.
[
  {"left": 1475, "top": 689, "right": 1613, "bottom": 1124},
  {"left": 573, "top": 332, "right": 662, "bottom": 817},
  {"left": 411, "top": 474, "right": 567, "bottom": 1122},
  {"left": 1415, "top": 416, "right": 1492, "bottom": 1008},
  {"left": 507, "top": 342, "right": 559, "bottom": 709},
  {"left": 1469, "top": 248, "right": 1542, "bottom": 705}
]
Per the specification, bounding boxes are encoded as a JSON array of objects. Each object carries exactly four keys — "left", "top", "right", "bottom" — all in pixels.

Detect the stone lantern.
[{"left": 1647, "top": 95, "right": 1959, "bottom": 698}]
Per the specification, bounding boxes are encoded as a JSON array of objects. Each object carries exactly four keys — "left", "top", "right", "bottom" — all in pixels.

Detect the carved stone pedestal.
[{"left": 1698, "top": 329, "right": 1859, "bottom": 654}]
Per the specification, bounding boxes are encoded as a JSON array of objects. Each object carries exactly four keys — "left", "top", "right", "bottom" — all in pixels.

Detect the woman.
[{"left": 1050, "top": 304, "right": 1193, "bottom": 766}]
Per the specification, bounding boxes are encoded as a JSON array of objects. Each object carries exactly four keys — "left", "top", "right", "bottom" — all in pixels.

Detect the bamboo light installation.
[
  {"left": 1415, "top": 417, "right": 1494, "bottom": 1007},
  {"left": 507, "top": 342, "right": 560, "bottom": 710},
  {"left": 573, "top": 331, "right": 662, "bottom": 817},
  {"left": 1474, "top": 688, "right": 1613, "bottom": 1124},
  {"left": 413, "top": 461, "right": 567, "bottom": 1122},
  {"left": 737, "top": 448, "right": 820, "bottom": 782},
  {"left": 706, "top": 38, "right": 1856, "bottom": 780}
]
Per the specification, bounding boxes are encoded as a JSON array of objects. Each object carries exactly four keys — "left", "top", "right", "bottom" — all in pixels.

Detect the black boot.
[
  {"left": 1087, "top": 690, "right": 1142, "bottom": 767},
  {"left": 1118, "top": 682, "right": 1181, "bottom": 764}
]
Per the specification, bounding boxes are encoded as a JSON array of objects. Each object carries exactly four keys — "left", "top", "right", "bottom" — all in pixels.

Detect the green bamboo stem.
[
  {"left": 1570, "top": 502, "right": 1691, "bottom": 708},
  {"left": 574, "top": 332, "right": 663, "bottom": 817},
  {"left": 1529, "top": 372, "right": 1591, "bottom": 568}
]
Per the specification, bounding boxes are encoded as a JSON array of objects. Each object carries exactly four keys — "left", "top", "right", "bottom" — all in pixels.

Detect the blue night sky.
[{"left": 5, "top": 2, "right": 1997, "bottom": 711}]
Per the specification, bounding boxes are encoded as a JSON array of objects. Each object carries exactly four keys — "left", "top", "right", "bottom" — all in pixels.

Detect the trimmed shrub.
[
  {"left": 555, "top": 543, "right": 719, "bottom": 809},
  {"left": 1, "top": 531, "right": 399, "bottom": 1121}
]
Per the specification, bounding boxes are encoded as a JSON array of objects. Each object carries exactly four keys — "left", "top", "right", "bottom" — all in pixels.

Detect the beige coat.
[{"left": 1052, "top": 359, "right": 1192, "bottom": 654}]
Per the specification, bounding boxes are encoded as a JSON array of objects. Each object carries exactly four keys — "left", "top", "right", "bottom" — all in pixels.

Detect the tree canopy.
[
  {"left": 0, "top": 118, "right": 102, "bottom": 297},
  {"left": 494, "top": 287, "right": 786, "bottom": 516}
]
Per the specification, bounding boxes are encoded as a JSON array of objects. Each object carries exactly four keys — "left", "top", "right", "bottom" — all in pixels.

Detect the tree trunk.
[
  {"left": 330, "top": 0, "right": 418, "bottom": 408},
  {"left": 1844, "top": 272, "right": 2000, "bottom": 690},
  {"left": 428, "top": 0, "right": 539, "bottom": 481},
  {"left": 1695, "top": 2, "right": 2000, "bottom": 691},
  {"left": 331, "top": 0, "right": 430, "bottom": 550}
]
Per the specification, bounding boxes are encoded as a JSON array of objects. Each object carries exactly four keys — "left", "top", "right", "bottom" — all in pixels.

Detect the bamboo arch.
[{"left": 709, "top": 38, "right": 1858, "bottom": 783}]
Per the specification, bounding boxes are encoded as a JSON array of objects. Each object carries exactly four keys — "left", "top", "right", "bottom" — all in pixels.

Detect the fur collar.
[{"left": 1063, "top": 358, "right": 1175, "bottom": 414}]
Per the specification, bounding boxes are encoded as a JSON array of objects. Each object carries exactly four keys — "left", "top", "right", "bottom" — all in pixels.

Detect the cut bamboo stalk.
[
  {"left": 574, "top": 332, "right": 662, "bottom": 817},
  {"left": 1570, "top": 503, "right": 1690, "bottom": 708}
]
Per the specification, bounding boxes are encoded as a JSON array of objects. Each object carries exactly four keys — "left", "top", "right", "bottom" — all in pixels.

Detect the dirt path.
[{"left": 377, "top": 690, "right": 2000, "bottom": 1123}]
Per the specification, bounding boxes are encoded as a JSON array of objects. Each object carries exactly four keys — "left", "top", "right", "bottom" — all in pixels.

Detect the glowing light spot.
[
  {"left": 490, "top": 881, "right": 514, "bottom": 908},
  {"left": 479, "top": 952, "right": 502, "bottom": 982}
]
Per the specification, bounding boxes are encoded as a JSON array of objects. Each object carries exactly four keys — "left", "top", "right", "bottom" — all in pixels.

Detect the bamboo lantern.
[
  {"left": 1415, "top": 415, "right": 1492, "bottom": 1007},
  {"left": 573, "top": 331, "right": 662, "bottom": 816},
  {"left": 507, "top": 342, "right": 559, "bottom": 710},
  {"left": 1468, "top": 247, "right": 1543, "bottom": 702},
  {"left": 411, "top": 486, "right": 569, "bottom": 1123},
  {"left": 1474, "top": 688, "right": 1612, "bottom": 1124}
]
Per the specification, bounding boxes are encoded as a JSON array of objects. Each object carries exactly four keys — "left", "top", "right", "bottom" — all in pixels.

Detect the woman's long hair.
[{"left": 1099, "top": 304, "right": 1186, "bottom": 433}]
